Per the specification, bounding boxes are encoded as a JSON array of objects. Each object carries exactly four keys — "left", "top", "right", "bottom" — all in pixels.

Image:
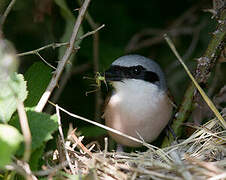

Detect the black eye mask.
[{"left": 105, "top": 65, "right": 159, "bottom": 84}]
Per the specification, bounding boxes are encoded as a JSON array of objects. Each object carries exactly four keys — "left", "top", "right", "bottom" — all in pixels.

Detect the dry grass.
[{"left": 46, "top": 115, "right": 225, "bottom": 180}]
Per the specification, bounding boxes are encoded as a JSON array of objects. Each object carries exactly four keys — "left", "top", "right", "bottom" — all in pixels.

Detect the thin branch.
[
  {"left": 16, "top": 24, "right": 104, "bottom": 58},
  {"left": 56, "top": 105, "right": 76, "bottom": 174},
  {"left": 0, "top": 0, "right": 17, "bottom": 27},
  {"left": 78, "top": 24, "right": 105, "bottom": 40},
  {"left": 17, "top": 101, "right": 31, "bottom": 162},
  {"left": 17, "top": 42, "right": 69, "bottom": 57},
  {"left": 6, "top": 161, "right": 38, "bottom": 180},
  {"left": 35, "top": 0, "right": 91, "bottom": 112},
  {"left": 35, "top": 52, "right": 56, "bottom": 70}
]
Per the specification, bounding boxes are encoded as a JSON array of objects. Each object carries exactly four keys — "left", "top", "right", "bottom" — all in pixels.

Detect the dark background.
[{"left": 1, "top": 0, "right": 225, "bottom": 149}]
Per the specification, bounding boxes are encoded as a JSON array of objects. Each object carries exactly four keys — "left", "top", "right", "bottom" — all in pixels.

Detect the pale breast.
[{"left": 104, "top": 80, "right": 172, "bottom": 147}]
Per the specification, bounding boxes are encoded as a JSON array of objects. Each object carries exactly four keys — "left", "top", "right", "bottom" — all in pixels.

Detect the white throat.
[{"left": 112, "top": 79, "right": 164, "bottom": 108}]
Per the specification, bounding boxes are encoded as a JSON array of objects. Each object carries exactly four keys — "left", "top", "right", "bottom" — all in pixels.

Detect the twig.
[
  {"left": 35, "top": 0, "right": 91, "bottom": 112},
  {"left": 78, "top": 24, "right": 105, "bottom": 41},
  {"left": 6, "top": 161, "right": 38, "bottom": 180},
  {"left": 17, "top": 42, "right": 69, "bottom": 57},
  {"left": 17, "top": 101, "right": 31, "bottom": 162},
  {"left": 164, "top": 34, "right": 226, "bottom": 128},
  {"left": 0, "top": 0, "right": 17, "bottom": 27},
  {"left": 35, "top": 52, "right": 56, "bottom": 70},
  {"left": 70, "top": 129, "right": 93, "bottom": 157},
  {"left": 16, "top": 24, "right": 104, "bottom": 58},
  {"left": 56, "top": 104, "right": 76, "bottom": 174}
]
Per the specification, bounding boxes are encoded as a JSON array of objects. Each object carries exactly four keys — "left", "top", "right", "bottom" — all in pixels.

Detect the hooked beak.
[{"left": 104, "top": 66, "right": 123, "bottom": 82}]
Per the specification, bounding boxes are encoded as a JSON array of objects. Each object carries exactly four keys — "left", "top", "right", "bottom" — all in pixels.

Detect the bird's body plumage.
[{"left": 103, "top": 55, "right": 172, "bottom": 147}]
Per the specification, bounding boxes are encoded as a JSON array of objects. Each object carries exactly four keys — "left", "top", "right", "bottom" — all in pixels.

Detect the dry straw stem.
[
  {"left": 47, "top": 116, "right": 225, "bottom": 179},
  {"left": 69, "top": 129, "right": 93, "bottom": 157},
  {"left": 164, "top": 34, "right": 226, "bottom": 128},
  {"left": 56, "top": 104, "right": 77, "bottom": 174},
  {"left": 17, "top": 101, "right": 31, "bottom": 162},
  {"left": 35, "top": 0, "right": 91, "bottom": 112},
  {"left": 162, "top": 7, "right": 226, "bottom": 146}
]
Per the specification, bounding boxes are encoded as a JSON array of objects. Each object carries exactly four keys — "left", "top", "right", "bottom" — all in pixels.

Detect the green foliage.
[
  {"left": 24, "top": 62, "right": 52, "bottom": 107},
  {"left": 0, "top": 73, "right": 28, "bottom": 122},
  {"left": 0, "top": 124, "right": 23, "bottom": 168},
  {"left": 29, "top": 145, "right": 45, "bottom": 170},
  {"left": 11, "top": 110, "right": 58, "bottom": 152}
]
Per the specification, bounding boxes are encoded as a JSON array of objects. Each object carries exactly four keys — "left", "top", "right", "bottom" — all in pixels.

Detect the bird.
[{"left": 103, "top": 54, "right": 173, "bottom": 148}]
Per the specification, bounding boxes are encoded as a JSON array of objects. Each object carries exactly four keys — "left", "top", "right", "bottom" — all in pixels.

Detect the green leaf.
[
  {"left": 24, "top": 62, "right": 52, "bottom": 107},
  {"left": 29, "top": 145, "right": 45, "bottom": 171},
  {"left": 0, "top": 73, "right": 28, "bottom": 122},
  {"left": 0, "top": 124, "right": 23, "bottom": 168},
  {"left": 10, "top": 110, "right": 58, "bottom": 152}
]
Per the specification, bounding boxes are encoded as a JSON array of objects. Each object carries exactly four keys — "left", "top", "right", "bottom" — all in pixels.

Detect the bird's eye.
[{"left": 132, "top": 66, "right": 142, "bottom": 75}]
